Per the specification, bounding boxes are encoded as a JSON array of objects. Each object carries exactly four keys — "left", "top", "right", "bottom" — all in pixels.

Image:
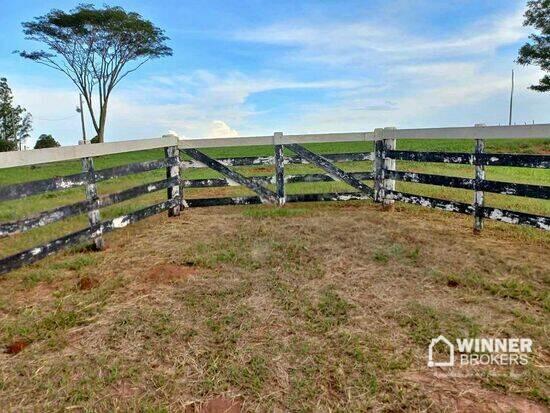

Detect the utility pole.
[
  {"left": 11, "top": 109, "right": 19, "bottom": 150},
  {"left": 77, "top": 94, "right": 87, "bottom": 143},
  {"left": 508, "top": 70, "right": 514, "bottom": 126}
]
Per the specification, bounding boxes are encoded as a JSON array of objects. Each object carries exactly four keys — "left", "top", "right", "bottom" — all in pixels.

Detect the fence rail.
[{"left": 1, "top": 122, "right": 549, "bottom": 274}]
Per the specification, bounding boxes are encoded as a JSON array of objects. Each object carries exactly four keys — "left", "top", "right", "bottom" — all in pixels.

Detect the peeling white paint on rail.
[{"left": 111, "top": 216, "right": 130, "bottom": 229}]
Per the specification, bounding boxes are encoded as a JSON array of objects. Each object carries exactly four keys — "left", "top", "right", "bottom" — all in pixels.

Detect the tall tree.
[
  {"left": 517, "top": 0, "right": 550, "bottom": 92},
  {"left": 18, "top": 113, "right": 33, "bottom": 149},
  {"left": 34, "top": 133, "right": 60, "bottom": 149},
  {"left": 0, "top": 77, "right": 32, "bottom": 151},
  {"left": 18, "top": 4, "right": 172, "bottom": 143}
]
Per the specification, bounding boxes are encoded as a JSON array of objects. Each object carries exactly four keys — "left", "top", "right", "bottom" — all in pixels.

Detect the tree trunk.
[{"left": 98, "top": 101, "right": 108, "bottom": 143}]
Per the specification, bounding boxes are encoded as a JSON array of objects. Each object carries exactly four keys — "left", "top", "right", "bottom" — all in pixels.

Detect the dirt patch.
[
  {"left": 186, "top": 397, "right": 243, "bottom": 413},
  {"left": 77, "top": 276, "right": 99, "bottom": 290},
  {"left": 405, "top": 371, "right": 547, "bottom": 412},
  {"left": 5, "top": 340, "right": 29, "bottom": 355},
  {"left": 0, "top": 201, "right": 548, "bottom": 411},
  {"left": 144, "top": 263, "right": 199, "bottom": 283}
]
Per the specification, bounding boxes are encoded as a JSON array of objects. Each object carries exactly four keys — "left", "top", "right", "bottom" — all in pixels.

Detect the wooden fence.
[{"left": 0, "top": 123, "right": 549, "bottom": 274}]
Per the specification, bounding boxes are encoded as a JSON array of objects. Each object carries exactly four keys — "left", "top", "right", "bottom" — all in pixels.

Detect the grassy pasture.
[{"left": 0, "top": 200, "right": 548, "bottom": 411}]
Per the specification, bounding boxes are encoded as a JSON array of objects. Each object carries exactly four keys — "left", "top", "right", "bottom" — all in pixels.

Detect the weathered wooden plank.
[
  {"left": 385, "top": 170, "right": 549, "bottom": 199},
  {"left": 386, "top": 150, "right": 550, "bottom": 168},
  {"left": 387, "top": 190, "right": 474, "bottom": 214},
  {"left": 82, "top": 157, "right": 104, "bottom": 250},
  {"left": 0, "top": 199, "right": 177, "bottom": 275},
  {"left": 182, "top": 148, "right": 278, "bottom": 203},
  {"left": 95, "top": 158, "right": 176, "bottom": 181},
  {"left": 101, "top": 199, "right": 178, "bottom": 232},
  {"left": 386, "top": 150, "right": 473, "bottom": 164},
  {"left": 185, "top": 191, "right": 370, "bottom": 208},
  {"left": 0, "top": 158, "right": 175, "bottom": 202},
  {"left": 0, "top": 178, "right": 177, "bottom": 237},
  {"left": 286, "top": 144, "right": 374, "bottom": 197},
  {"left": 181, "top": 155, "right": 276, "bottom": 168},
  {"left": 181, "top": 172, "right": 374, "bottom": 189},
  {"left": 186, "top": 196, "right": 263, "bottom": 208},
  {"left": 180, "top": 152, "right": 374, "bottom": 168},
  {"left": 387, "top": 170, "right": 474, "bottom": 189},
  {"left": 479, "top": 180, "right": 550, "bottom": 199},
  {"left": 0, "top": 201, "right": 89, "bottom": 237},
  {"left": 478, "top": 153, "right": 550, "bottom": 168},
  {"left": 0, "top": 226, "right": 97, "bottom": 275},
  {"left": 286, "top": 192, "right": 369, "bottom": 203},
  {"left": 387, "top": 190, "right": 549, "bottom": 230},
  {"left": 284, "top": 172, "right": 374, "bottom": 184},
  {"left": 0, "top": 172, "right": 88, "bottom": 202},
  {"left": 274, "top": 141, "right": 285, "bottom": 206},
  {"left": 482, "top": 207, "right": 550, "bottom": 230}
]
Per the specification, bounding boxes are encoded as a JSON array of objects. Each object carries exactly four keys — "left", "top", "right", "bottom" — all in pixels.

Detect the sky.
[{"left": 0, "top": 0, "right": 548, "bottom": 147}]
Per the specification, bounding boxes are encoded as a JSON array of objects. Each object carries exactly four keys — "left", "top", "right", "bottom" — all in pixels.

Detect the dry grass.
[{"left": 0, "top": 201, "right": 548, "bottom": 412}]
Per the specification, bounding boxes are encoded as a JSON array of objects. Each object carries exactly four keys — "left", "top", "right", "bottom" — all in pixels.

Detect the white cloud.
[
  {"left": 9, "top": 70, "right": 367, "bottom": 144},
  {"left": 207, "top": 120, "right": 239, "bottom": 138},
  {"left": 234, "top": 8, "right": 528, "bottom": 65}
]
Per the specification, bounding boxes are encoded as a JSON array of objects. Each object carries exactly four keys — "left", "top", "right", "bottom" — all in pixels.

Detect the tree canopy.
[
  {"left": 34, "top": 134, "right": 60, "bottom": 149},
  {"left": 18, "top": 4, "right": 172, "bottom": 142},
  {"left": 517, "top": 0, "right": 550, "bottom": 92},
  {"left": 0, "top": 77, "right": 32, "bottom": 151}
]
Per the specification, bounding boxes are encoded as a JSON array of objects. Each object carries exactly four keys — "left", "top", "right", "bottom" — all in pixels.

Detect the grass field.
[
  {"left": 0, "top": 138, "right": 549, "bottom": 258},
  {"left": 0, "top": 201, "right": 548, "bottom": 411}
]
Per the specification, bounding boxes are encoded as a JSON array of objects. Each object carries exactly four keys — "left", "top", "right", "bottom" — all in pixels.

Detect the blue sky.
[{"left": 0, "top": 0, "right": 548, "bottom": 146}]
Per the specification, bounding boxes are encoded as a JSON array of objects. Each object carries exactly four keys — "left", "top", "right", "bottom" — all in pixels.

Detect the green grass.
[
  {"left": 0, "top": 200, "right": 548, "bottom": 410},
  {"left": 0, "top": 139, "right": 548, "bottom": 258}
]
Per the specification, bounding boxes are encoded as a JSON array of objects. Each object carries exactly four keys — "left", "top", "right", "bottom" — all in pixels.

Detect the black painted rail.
[{"left": 0, "top": 139, "right": 549, "bottom": 275}]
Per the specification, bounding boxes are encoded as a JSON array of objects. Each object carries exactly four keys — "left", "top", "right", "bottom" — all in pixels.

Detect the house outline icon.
[{"left": 428, "top": 335, "right": 454, "bottom": 367}]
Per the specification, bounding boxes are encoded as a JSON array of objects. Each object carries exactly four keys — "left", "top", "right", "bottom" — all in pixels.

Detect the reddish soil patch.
[
  {"left": 5, "top": 340, "right": 29, "bottom": 355},
  {"left": 77, "top": 277, "right": 99, "bottom": 291},
  {"left": 405, "top": 372, "right": 546, "bottom": 412},
  {"left": 187, "top": 397, "right": 242, "bottom": 413},
  {"left": 145, "top": 264, "right": 199, "bottom": 283}
]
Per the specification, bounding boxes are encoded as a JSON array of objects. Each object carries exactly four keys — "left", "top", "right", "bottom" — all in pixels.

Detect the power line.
[{"left": 33, "top": 114, "right": 78, "bottom": 122}]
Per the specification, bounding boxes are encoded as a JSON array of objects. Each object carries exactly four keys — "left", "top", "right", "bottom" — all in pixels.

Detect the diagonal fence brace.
[
  {"left": 182, "top": 148, "right": 278, "bottom": 204},
  {"left": 286, "top": 144, "right": 374, "bottom": 197}
]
